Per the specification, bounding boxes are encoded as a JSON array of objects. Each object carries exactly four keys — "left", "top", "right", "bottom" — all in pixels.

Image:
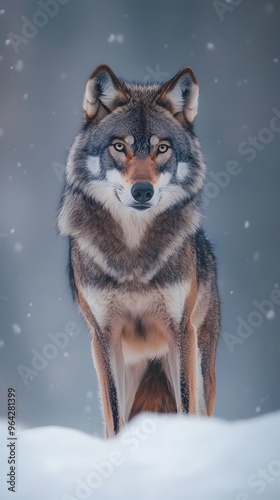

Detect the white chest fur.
[{"left": 83, "top": 281, "right": 190, "bottom": 364}]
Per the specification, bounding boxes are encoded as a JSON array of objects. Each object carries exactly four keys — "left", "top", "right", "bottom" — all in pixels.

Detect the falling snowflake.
[
  {"left": 0, "top": 340, "right": 4, "bottom": 348},
  {"left": 12, "top": 324, "right": 21, "bottom": 334},
  {"left": 15, "top": 60, "right": 24, "bottom": 72},
  {"left": 10, "top": 228, "right": 15, "bottom": 234},
  {"left": 206, "top": 42, "right": 215, "bottom": 51},
  {"left": 253, "top": 252, "right": 260, "bottom": 262},
  {"left": 266, "top": 310, "right": 275, "bottom": 320},
  {"left": 256, "top": 406, "right": 261, "bottom": 413},
  {"left": 14, "top": 242, "right": 23, "bottom": 252},
  {"left": 244, "top": 220, "right": 250, "bottom": 229},
  {"left": 265, "top": 3, "right": 274, "bottom": 14},
  {"left": 86, "top": 391, "right": 93, "bottom": 400},
  {"left": 108, "top": 34, "right": 124, "bottom": 43},
  {"left": 115, "top": 34, "right": 124, "bottom": 43}
]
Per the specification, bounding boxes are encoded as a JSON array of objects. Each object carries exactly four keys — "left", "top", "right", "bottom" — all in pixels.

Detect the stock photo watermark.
[
  {"left": 7, "top": 0, "right": 72, "bottom": 54},
  {"left": 236, "top": 456, "right": 280, "bottom": 499},
  {"left": 17, "top": 321, "right": 81, "bottom": 386},
  {"left": 213, "top": 0, "right": 246, "bottom": 22},
  {"left": 222, "top": 285, "right": 280, "bottom": 353},
  {"left": 204, "top": 107, "right": 280, "bottom": 206},
  {"left": 61, "top": 413, "right": 165, "bottom": 499},
  {"left": 143, "top": 64, "right": 169, "bottom": 83}
]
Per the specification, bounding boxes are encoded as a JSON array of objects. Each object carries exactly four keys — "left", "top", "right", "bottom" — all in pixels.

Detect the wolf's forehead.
[
  {"left": 110, "top": 108, "right": 175, "bottom": 142},
  {"left": 123, "top": 135, "right": 159, "bottom": 146}
]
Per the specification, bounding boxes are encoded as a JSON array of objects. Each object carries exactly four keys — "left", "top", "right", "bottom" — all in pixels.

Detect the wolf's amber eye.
[
  {"left": 157, "top": 144, "right": 169, "bottom": 154},
  {"left": 113, "top": 143, "right": 126, "bottom": 153}
]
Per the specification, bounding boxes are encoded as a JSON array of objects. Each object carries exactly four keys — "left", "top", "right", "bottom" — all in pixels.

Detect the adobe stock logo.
[
  {"left": 7, "top": 0, "right": 71, "bottom": 54},
  {"left": 222, "top": 286, "right": 280, "bottom": 354},
  {"left": 204, "top": 107, "right": 280, "bottom": 206},
  {"left": 17, "top": 321, "right": 81, "bottom": 386},
  {"left": 213, "top": 0, "right": 246, "bottom": 22}
]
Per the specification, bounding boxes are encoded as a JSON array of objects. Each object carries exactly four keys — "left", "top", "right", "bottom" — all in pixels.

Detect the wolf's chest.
[{"left": 82, "top": 282, "right": 190, "bottom": 364}]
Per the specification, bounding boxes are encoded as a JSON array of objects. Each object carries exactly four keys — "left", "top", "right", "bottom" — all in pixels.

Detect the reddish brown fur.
[
  {"left": 123, "top": 158, "right": 159, "bottom": 184},
  {"left": 129, "top": 361, "right": 177, "bottom": 420}
]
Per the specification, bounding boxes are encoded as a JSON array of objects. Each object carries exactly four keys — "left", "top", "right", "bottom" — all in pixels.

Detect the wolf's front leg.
[
  {"left": 91, "top": 334, "right": 121, "bottom": 438},
  {"left": 179, "top": 321, "right": 201, "bottom": 415}
]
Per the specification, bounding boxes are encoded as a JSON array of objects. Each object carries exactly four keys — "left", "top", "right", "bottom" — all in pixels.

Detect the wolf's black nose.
[{"left": 131, "top": 182, "right": 154, "bottom": 203}]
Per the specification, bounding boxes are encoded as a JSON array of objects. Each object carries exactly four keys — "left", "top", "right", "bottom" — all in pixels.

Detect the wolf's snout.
[{"left": 131, "top": 182, "right": 154, "bottom": 203}]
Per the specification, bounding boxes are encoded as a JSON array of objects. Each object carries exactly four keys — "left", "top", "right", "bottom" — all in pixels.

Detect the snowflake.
[{"left": 266, "top": 310, "right": 275, "bottom": 320}]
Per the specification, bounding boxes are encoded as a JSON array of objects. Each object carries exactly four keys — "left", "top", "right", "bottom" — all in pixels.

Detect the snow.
[
  {"left": 14, "top": 242, "right": 23, "bottom": 253},
  {"left": 244, "top": 220, "right": 250, "bottom": 229},
  {"left": 12, "top": 324, "right": 21, "bottom": 334},
  {"left": 265, "top": 3, "right": 275, "bottom": 14},
  {"left": 253, "top": 251, "right": 260, "bottom": 261},
  {"left": 108, "top": 34, "right": 124, "bottom": 43},
  {"left": 15, "top": 60, "right": 23, "bottom": 72},
  {"left": 266, "top": 309, "right": 275, "bottom": 320},
  {"left": 0, "top": 412, "right": 280, "bottom": 499}
]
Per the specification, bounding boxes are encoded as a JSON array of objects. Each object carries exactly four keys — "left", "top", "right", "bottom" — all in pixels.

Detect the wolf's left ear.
[
  {"left": 83, "top": 64, "right": 128, "bottom": 121},
  {"left": 157, "top": 67, "right": 199, "bottom": 124}
]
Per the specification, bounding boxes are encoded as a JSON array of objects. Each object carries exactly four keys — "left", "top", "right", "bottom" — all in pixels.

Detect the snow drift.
[{"left": 1, "top": 412, "right": 280, "bottom": 499}]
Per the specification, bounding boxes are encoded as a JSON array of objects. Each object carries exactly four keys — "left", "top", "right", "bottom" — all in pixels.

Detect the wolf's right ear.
[{"left": 83, "top": 65, "right": 129, "bottom": 122}]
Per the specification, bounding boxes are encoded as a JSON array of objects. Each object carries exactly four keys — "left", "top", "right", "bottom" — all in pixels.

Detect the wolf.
[{"left": 57, "top": 64, "right": 220, "bottom": 438}]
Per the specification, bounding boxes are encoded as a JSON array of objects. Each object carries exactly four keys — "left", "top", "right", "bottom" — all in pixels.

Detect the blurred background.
[{"left": 0, "top": 0, "right": 279, "bottom": 437}]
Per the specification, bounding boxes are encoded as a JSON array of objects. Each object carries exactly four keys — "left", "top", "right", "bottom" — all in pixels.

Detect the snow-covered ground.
[{"left": 1, "top": 412, "right": 280, "bottom": 499}]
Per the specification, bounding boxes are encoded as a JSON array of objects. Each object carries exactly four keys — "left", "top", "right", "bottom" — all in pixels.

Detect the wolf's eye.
[
  {"left": 157, "top": 144, "right": 169, "bottom": 154},
  {"left": 113, "top": 143, "right": 126, "bottom": 153}
]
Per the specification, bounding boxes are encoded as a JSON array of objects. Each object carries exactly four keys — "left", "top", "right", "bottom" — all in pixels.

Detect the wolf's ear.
[
  {"left": 157, "top": 67, "right": 199, "bottom": 124},
  {"left": 83, "top": 64, "right": 128, "bottom": 122}
]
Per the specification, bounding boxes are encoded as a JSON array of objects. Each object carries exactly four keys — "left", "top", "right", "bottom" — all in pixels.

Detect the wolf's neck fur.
[{"left": 59, "top": 188, "right": 201, "bottom": 283}]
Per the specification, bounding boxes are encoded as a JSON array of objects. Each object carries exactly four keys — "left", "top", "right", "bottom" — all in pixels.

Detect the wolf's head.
[{"left": 65, "top": 64, "right": 205, "bottom": 216}]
